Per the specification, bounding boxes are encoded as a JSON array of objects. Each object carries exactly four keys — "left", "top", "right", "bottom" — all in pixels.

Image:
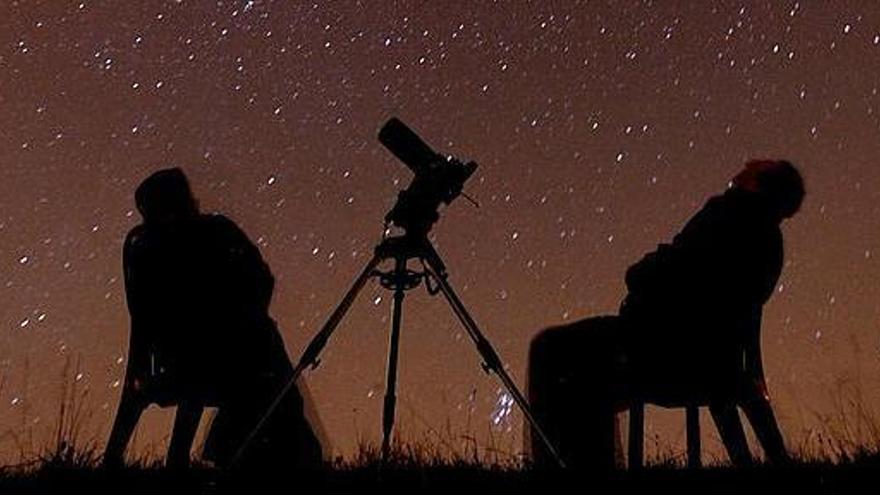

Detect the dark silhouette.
[
  {"left": 103, "top": 168, "right": 322, "bottom": 470},
  {"left": 527, "top": 316, "right": 626, "bottom": 470},
  {"left": 528, "top": 160, "right": 804, "bottom": 469}
]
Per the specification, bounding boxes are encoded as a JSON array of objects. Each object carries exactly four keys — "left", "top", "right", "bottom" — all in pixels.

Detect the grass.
[
  {"left": 5, "top": 441, "right": 880, "bottom": 495},
  {"left": 5, "top": 362, "right": 880, "bottom": 494},
  {"left": 5, "top": 415, "right": 880, "bottom": 495}
]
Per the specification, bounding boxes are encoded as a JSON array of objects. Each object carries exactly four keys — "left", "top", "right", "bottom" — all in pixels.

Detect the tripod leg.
[
  {"left": 421, "top": 250, "right": 566, "bottom": 468},
  {"left": 381, "top": 257, "right": 407, "bottom": 461},
  {"left": 229, "top": 253, "right": 382, "bottom": 469}
]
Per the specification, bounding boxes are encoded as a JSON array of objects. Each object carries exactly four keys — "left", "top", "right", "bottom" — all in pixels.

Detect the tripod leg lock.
[{"left": 476, "top": 339, "right": 503, "bottom": 372}]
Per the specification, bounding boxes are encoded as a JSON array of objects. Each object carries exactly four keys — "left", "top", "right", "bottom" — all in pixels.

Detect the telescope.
[
  {"left": 378, "top": 118, "right": 477, "bottom": 237},
  {"left": 233, "top": 118, "right": 564, "bottom": 468}
]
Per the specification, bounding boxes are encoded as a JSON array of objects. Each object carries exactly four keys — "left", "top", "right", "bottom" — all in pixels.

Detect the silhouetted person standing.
[{"left": 104, "top": 168, "right": 322, "bottom": 470}]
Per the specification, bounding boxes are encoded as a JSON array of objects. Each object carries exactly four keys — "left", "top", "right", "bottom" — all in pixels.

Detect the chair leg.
[
  {"left": 686, "top": 405, "right": 701, "bottom": 468},
  {"left": 613, "top": 413, "right": 625, "bottom": 468},
  {"left": 168, "top": 402, "right": 204, "bottom": 469},
  {"left": 628, "top": 402, "right": 644, "bottom": 470}
]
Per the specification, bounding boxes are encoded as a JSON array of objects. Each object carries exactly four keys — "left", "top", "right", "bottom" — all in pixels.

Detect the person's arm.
[
  {"left": 624, "top": 243, "right": 673, "bottom": 294},
  {"left": 744, "top": 307, "right": 769, "bottom": 400},
  {"left": 624, "top": 197, "right": 728, "bottom": 312},
  {"left": 122, "top": 230, "right": 154, "bottom": 389},
  {"left": 214, "top": 215, "right": 275, "bottom": 310}
]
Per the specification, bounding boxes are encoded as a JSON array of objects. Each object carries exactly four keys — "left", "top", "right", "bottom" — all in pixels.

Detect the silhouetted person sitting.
[
  {"left": 623, "top": 159, "right": 803, "bottom": 464},
  {"left": 104, "top": 168, "right": 322, "bottom": 470},
  {"left": 528, "top": 160, "right": 804, "bottom": 468}
]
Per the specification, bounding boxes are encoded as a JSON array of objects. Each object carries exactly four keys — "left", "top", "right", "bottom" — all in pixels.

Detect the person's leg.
[
  {"left": 104, "top": 389, "right": 147, "bottom": 468},
  {"left": 571, "top": 398, "right": 618, "bottom": 472},
  {"left": 272, "top": 381, "right": 324, "bottom": 470},
  {"left": 709, "top": 401, "right": 753, "bottom": 466},
  {"left": 526, "top": 327, "right": 562, "bottom": 467},
  {"left": 167, "top": 401, "right": 204, "bottom": 469},
  {"left": 201, "top": 402, "right": 236, "bottom": 468},
  {"left": 740, "top": 393, "right": 788, "bottom": 463},
  {"left": 202, "top": 377, "right": 320, "bottom": 471},
  {"left": 527, "top": 317, "right": 623, "bottom": 470}
]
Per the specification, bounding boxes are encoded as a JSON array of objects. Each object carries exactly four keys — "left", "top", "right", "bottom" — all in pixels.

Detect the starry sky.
[{"left": 2, "top": 0, "right": 880, "bottom": 463}]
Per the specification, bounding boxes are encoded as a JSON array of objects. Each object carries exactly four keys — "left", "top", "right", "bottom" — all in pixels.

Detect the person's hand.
[
  {"left": 129, "top": 376, "right": 143, "bottom": 392},
  {"left": 124, "top": 373, "right": 157, "bottom": 404},
  {"left": 754, "top": 378, "right": 770, "bottom": 401}
]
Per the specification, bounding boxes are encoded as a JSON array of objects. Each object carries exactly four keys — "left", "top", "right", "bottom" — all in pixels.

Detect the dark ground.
[{"left": 3, "top": 454, "right": 880, "bottom": 495}]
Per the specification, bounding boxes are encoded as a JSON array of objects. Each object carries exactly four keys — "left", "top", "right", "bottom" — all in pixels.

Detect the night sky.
[{"left": 2, "top": 1, "right": 880, "bottom": 463}]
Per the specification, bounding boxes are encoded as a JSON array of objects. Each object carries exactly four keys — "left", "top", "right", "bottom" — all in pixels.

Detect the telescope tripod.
[{"left": 232, "top": 234, "right": 564, "bottom": 468}]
